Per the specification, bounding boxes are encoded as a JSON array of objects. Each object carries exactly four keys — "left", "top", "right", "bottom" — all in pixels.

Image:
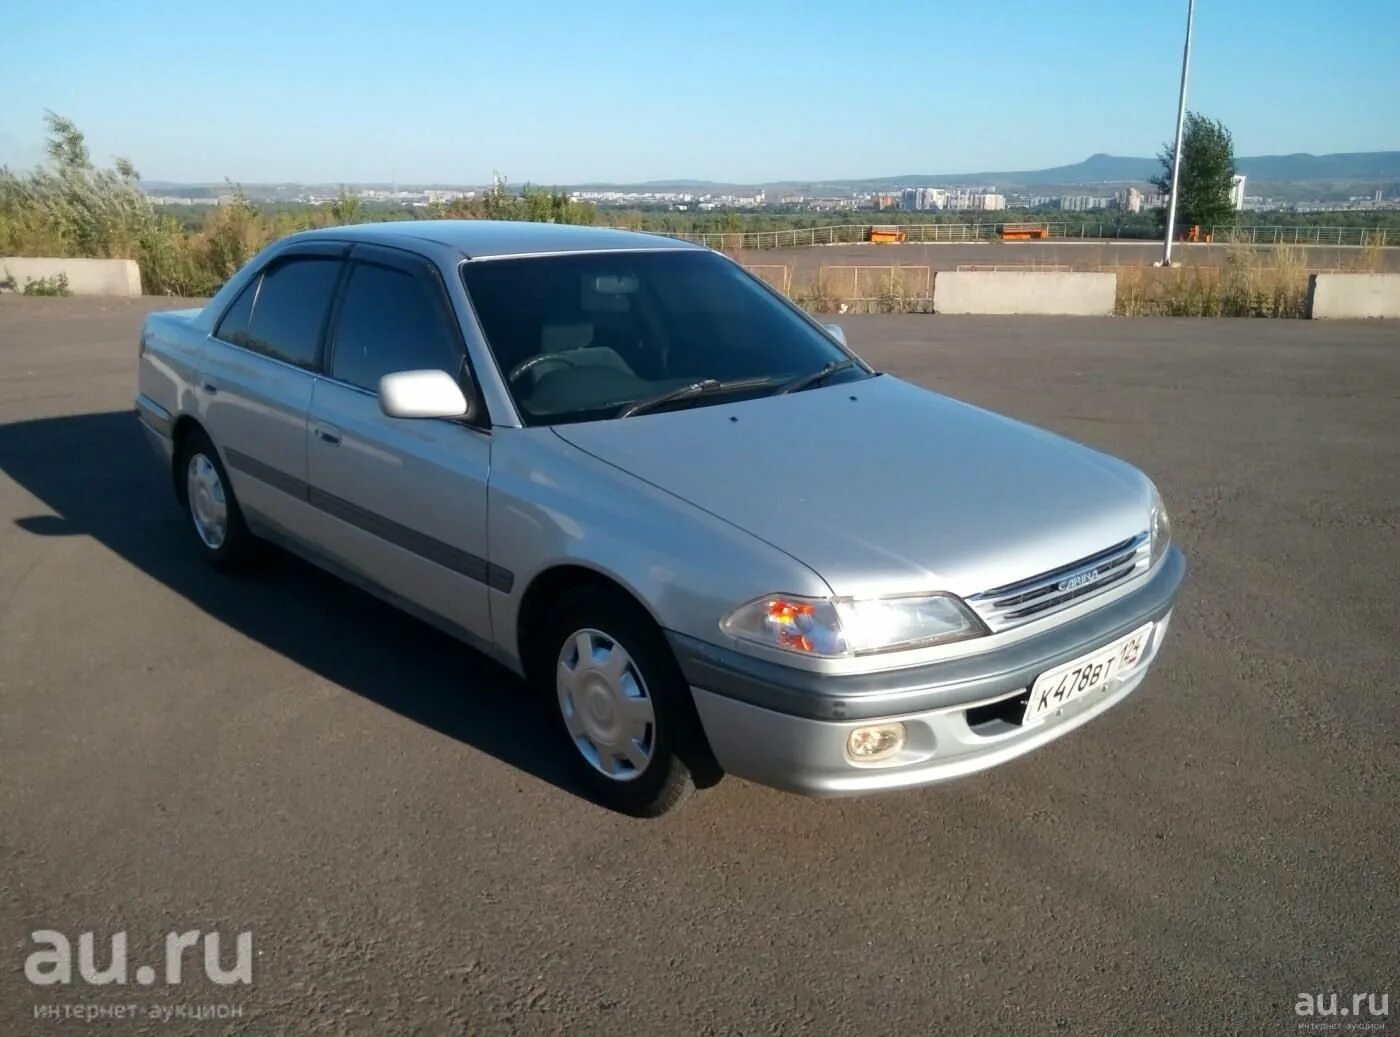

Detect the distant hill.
[
  {"left": 140, "top": 151, "right": 1400, "bottom": 198},
  {"left": 788, "top": 151, "right": 1400, "bottom": 191},
  {"left": 851, "top": 154, "right": 1160, "bottom": 188},
  {"left": 1234, "top": 152, "right": 1400, "bottom": 180}
]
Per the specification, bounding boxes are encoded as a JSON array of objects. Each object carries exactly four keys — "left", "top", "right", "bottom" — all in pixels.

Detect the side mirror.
[
  {"left": 823, "top": 323, "right": 847, "bottom": 346},
  {"left": 378, "top": 369, "right": 472, "bottom": 420}
]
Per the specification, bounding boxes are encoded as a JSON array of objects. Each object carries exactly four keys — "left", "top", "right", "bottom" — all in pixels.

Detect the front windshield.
[{"left": 461, "top": 249, "right": 865, "bottom": 425}]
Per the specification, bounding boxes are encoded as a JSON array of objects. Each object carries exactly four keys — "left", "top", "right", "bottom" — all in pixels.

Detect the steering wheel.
[{"left": 509, "top": 352, "right": 579, "bottom": 384}]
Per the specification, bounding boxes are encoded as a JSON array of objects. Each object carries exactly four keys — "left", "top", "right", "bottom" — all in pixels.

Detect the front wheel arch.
[
  {"left": 516, "top": 564, "right": 662, "bottom": 685},
  {"left": 517, "top": 567, "right": 722, "bottom": 797}
]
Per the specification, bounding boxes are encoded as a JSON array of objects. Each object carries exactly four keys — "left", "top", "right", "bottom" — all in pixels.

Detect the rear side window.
[
  {"left": 330, "top": 262, "right": 462, "bottom": 392},
  {"left": 214, "top": 277, "right": 257, "bottom": 347},
  {"left": 244, "top": 258, "right": 343, "bottom": 369}
]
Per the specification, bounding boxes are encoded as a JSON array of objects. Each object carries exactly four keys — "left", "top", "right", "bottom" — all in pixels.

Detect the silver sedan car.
[{"left": 135, "top": 221, "right": 1185, "bottom": 816}]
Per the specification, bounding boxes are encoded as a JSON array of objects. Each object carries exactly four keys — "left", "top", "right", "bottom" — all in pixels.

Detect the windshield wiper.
[
  {"left": 618, "top": 376, "right": 774, "bottom": 418},
  {"left": 775, "top": 358, "right": 858, "bottom": 395}
]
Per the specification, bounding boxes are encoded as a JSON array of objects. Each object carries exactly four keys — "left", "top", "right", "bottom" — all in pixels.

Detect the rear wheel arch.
[{"left": 170, "top": 415, "right": 208, "bottom": 504}]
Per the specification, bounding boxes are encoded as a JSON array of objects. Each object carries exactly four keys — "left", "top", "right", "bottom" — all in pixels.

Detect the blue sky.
[{"left": 2, "top": 0, "right": 1397, "bottom": 184}]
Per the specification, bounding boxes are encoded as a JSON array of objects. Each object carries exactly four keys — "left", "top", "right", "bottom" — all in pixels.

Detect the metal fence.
[
  {"left": 740, "top": 262, "right": 937, "bottom": 306},
  {"left": 669, "top": 223, "right": 1060, "bottom": 249},
  {"left": 819, "top": 265, "right": 933, "bottom": 302},
  {"left": 956, "top": 263, "right": 1072, "bottom": 272},
  {"left": 1210, "top": 225, "right": 1389, "bottom": 247},
  {"left": 662, "top": 222, "right": 1393, "bottom": 250}
]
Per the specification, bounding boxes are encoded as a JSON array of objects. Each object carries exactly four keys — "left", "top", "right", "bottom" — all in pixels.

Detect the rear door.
[
  {"left": 306, "top": 243, "right": 496, "bottom": 647},
  {"left": 200, "top": 243, "right": 348, "bottom": 541}
]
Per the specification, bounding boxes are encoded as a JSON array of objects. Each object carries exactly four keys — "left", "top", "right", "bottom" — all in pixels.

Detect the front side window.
[
  {"left": 330, "top": 262, "right": 463, "bottom": 392},
  {"left": 244, "top": 257, "right": 343, "bottom": 369},
  {"left": 461, "top": 249, "right": 862, "bottom": 425}
]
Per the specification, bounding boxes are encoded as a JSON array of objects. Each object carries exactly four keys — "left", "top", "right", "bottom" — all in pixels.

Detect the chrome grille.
[{"left": 966, "top": 532, "right": 1150, "bottom": 631}]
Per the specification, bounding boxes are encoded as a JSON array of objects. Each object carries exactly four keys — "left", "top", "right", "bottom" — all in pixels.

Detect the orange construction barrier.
[
  {"left": 868, "top": 226, "right": 906, "bottom": 244},
  {"left": 1000, "top": 223, "right": 1049, "bottom": 241}
]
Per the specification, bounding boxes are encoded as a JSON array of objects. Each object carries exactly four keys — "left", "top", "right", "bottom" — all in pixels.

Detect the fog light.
[{"left": 846, "top": 723, "right": 906, "bottom": 763}]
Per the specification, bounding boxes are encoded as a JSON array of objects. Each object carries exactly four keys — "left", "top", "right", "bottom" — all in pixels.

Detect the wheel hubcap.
[
  {"left": 186, "top": 453, "right": 228, "bottom": 550},
  {"left": 557, "top": 628, "right": 655, "bottom": 781}
]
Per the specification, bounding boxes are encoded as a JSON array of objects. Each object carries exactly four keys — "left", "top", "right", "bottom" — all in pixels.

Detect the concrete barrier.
[
  {"left": 1307, "top": 273, "right": 1400, "bottom": 319},
  {"left": 0, "top": 257, "right": 143, "bottom": 297},
  {"left": 933, "top": 271, "right": 1116, "bottom": 315}
]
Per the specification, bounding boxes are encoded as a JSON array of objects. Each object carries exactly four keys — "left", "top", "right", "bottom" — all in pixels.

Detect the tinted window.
[
  {"left": 215, "top": 277, "right": 258, "bottom": 347},
  {"left": 331, "top": 263, "right": 462, "bottom": 392},
  {"left": 462, "top": 249, "right": 857, "bottom": 425},
  {"left": 245, "top": 258, "right": 343, "bottom": 368}
]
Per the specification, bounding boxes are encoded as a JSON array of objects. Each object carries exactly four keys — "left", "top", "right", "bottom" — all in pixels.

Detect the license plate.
[{"left": 1023, "top": 622, "right": 1154, "bottom": 725}]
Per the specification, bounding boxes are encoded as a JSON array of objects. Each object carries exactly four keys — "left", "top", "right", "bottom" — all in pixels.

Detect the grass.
[
  {"left": 20, "top": 273, "right": 70, "bottom": 296},
  {"left": 789, "top": 264, "right": 931, "bottom": 314},
  {"left": 792, "top": 272, "right": 842, "bottom": 313},
  {"left": 1114, "top": 247, "right": 1311, "bottom": 317}
]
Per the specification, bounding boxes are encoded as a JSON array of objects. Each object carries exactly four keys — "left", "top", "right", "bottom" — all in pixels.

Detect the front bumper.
[{"left": 671, "top": 545, "right": 1186, "bottom": 796}]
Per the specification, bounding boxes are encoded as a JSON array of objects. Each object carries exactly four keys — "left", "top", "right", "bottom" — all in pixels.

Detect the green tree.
[
  {"left": 0, "top": 110, "right": 157, "bottom": 260},
  {"left": 1153, "top": 112, "right": 1237, "bottom": 231},
  {"left": 328, "top": 188, "right": 362, "bottom": 224}
]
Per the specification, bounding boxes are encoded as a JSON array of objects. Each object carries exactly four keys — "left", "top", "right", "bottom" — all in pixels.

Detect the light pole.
[{"left": 1161, "top": 0, "right": 1196, "bottom": 267}]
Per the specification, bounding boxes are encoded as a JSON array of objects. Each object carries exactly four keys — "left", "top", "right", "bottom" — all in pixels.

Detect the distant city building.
[
  {"left": 1060, "top": 194, "right": 1112, "bottom": 212},
  {"left": 1230, "top": 174, "right": 1247, "bottom": 210},
  {"left": 1115, "top": 187, "right": 1144, "bottom": 214},
  {"left": 900, "top": 186, "right": 949, "bottom": 211},
  {"left": 940, "top": 189, "right": 1005, "bottom": 211}
]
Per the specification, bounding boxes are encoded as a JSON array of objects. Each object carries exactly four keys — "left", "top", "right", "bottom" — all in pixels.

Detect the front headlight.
[
  {"left": 721, "top": 592, "right": 987, "bottom": 658},
  {"left": 1149, "top": 486, "right": 1172, "bottom": 568}
]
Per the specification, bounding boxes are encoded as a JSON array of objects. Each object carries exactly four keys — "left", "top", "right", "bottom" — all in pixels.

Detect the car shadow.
[{"left": 0, "top": 409, "right": 586, "bottom": 803}]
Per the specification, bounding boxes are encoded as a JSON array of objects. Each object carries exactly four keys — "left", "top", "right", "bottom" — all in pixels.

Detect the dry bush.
[
  {"left": 793, "top": 272, "right": 841, "bottom": 313},
  {"left": 1345, "top": 239, "right": 1387, "bottom": 273},
  {"left": 1115, "top": 247, "right": 1308, "bottom": 318},
  {"left": 870, "top": 266, "right": 930, "bottom": 313},
  {"left": 1114, "top": 263, "right": 1221, "bottom": 316},
  {"left": 1218, "top": 244, "right": 1307, "bottom": 317}
]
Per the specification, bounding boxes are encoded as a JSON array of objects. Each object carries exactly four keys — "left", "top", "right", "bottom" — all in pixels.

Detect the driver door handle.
[{"left": 313, "top": 424, "right": 342, "bottom": 446}]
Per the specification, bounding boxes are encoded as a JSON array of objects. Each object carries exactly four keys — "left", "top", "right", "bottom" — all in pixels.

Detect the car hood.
[{"left": 551, "top": 375, "right": 1152, "bottom": 598}]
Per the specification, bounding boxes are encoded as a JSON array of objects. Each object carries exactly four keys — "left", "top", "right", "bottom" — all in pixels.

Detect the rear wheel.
[
  {"left": 538, "top": 586, "right": 709, "bottom": 816},
  {"left": 178, "top": 428, "right": 257, "bottom": 570}
]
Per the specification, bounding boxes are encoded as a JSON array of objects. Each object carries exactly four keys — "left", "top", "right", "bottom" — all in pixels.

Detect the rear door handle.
[{"left": 313, "top": 424, "right": 342, "bottom": 446}]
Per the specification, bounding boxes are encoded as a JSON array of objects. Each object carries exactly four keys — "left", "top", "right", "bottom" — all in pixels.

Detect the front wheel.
[{"left": 540, "top": 587, "right": 710, "bottom": 816}]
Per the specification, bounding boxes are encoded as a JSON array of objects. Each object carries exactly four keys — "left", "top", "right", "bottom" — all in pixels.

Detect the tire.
[
  {"left": 177, "top": 428, "right": 258, "bottom": 571},
  {"left": 537, "top": 585, "right": 711, "bottom": 817}
]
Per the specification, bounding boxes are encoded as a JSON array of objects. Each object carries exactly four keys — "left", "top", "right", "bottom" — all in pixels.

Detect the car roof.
[{"left": 293, "top": 219, "right": 703, "bottom": 259}]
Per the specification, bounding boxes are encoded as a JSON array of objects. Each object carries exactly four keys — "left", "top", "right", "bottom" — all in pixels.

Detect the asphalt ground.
[
  {"left": 734, "top": 240, "right": 1400, "bottom": 279},
  {"left": 1, "top": 297, "right": 1397, "bottom": 1034}
]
